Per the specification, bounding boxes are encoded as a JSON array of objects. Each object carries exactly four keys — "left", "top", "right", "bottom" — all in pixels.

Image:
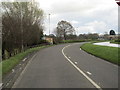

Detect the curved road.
[{"left": 13, "top": 43, "right": 118, "bottom": 89}]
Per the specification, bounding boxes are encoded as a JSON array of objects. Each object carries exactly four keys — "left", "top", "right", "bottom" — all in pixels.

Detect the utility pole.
[{"left": 49, "top": 14, "right": 50, "bottom": 35}]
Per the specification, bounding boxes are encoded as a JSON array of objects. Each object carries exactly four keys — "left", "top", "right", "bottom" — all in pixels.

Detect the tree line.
[
  {"left": 52, "top": 20, "right": 99, "bottom": 43},
  {"left": 50, "top": 20, "right": 117, "bottom": 44},
  {"left": 2, "top": 2, "right": 44, "bottom": 59}
]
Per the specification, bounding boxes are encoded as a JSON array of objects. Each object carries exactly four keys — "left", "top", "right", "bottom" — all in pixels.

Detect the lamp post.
[
  {"left": 49, "top": 14, "right": 51, "bottom": 35},
  {"left": 76, "top": 27, "right": 78, "bottom": 36}
]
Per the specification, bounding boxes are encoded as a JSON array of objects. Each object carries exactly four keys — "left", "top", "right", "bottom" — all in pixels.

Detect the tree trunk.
[
  {"left": 2, "top": 49, "right": 5, "bottom": 60},
  {"left": 64, "top": 29, "right": 66, "bottom": 40}
]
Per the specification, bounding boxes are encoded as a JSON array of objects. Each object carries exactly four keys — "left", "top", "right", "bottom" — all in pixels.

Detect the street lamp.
[
  {"left": 49, "top": 14, "right": 51, "bottom": 35},
  {"left": 76, "top": 27, "right": 78, "bottom": 35}
]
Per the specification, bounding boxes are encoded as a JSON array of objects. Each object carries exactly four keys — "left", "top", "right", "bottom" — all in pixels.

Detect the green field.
[
  {"left": 61, "top": 40, "right": 87, "bottom": 43},
  {"left": 1, "top": 45, "right": 52, "bottom": 77},
  {"left": 81, "top": 43, "right": 119, "bottom": 65}
]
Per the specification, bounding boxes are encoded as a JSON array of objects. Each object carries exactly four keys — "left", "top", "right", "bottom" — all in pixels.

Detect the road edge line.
[
  {"left": 62, "top": 44, "right": 102, "bottom": 90},
  {"left": 12, "top": 53, "right": 37, "bottom": 88}
]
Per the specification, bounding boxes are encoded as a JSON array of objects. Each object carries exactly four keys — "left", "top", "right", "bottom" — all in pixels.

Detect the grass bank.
[
  {"left": 81, "top": 43, "right": 119, "bottom": 65},
  {"left": 1, "top": 45, "right": 52, "bottom": 76}
]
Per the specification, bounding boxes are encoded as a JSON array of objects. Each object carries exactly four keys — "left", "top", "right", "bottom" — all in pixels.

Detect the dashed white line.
[
  {"left": 13, "top": 54, "right": 37, "bottom": 88},
  {"left": 86, "top": 71, "right": 92, "bottom": 75},
  {"left": 12, "top": 69, "right": 15, "bottom": 73},
  {"left": 80, "top": 48, "right": 81, "bottom": 50},
  {"left": 22, "top": 58, "right": 27, "bottom": 62},
  {"left": 68, "top": 57, "right": 71, "bottom": 59},
  {"left": 74, "top": 62, "right": 78, "bottom": 65},
  {"left": 0, "top": 83, "right": 3, "bottom": 88},
  {"left": 62, "top": 44, "right": 102, "bottom": 90}
]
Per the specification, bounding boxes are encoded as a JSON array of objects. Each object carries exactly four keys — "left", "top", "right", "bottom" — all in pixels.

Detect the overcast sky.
[
  {"left": 36, "top": 0, "right": 118, "bottom": 35},
  {"left": 1, "top": 0, "right": 118, "bottom": 35}
]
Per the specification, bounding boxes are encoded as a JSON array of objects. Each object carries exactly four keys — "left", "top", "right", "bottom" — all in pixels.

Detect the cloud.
[
  {"left": 1, "top": 0, "right": 118, "bottom": 35},
  {"left": 36, "top": 0, "right": 118, "bottom": 35},
  {"left": 70, "top": 20, "right": 79, "bottom": 25},
  {"left": 50, "top": 0, "right": 95, "bottom": 14},
  {"left": 77, "top": 21, "right": 110, "bottom": 34}
]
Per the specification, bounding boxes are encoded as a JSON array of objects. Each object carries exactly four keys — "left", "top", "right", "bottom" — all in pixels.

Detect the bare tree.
[{"left": 56, "top": 20, "right": 75, "bottom": 40}]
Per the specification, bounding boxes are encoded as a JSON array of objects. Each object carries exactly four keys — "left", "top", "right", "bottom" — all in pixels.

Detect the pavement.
[{"left": 12, "top": 43, "right": 118, "bottom": 89}]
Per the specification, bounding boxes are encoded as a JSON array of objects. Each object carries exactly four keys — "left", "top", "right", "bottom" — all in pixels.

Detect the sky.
[
  {"left": 1, "top": 0, "right": 118, "bottom": 35},
  {"left": 36, "top": 0, "right": 118, "bottom": 35}
]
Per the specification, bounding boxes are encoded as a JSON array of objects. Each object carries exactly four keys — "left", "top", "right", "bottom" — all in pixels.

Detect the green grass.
[
  {"left": 110, "top": 41, "right": 120, "bottom": 44},
  {"left": 0, "top": 45, "right": 52, "bottom": 77},
  {"left": 90, "top": 40, "right": 110, "bottom": 43},
  {"left": 110, "top": 39, "right": 120, "bottom": 44},
  {"left": 61, "top": 40, "right": 87, "bottom": 43},
  {"left": 81, "top": 43, "right": 119, "bottom": 65}
]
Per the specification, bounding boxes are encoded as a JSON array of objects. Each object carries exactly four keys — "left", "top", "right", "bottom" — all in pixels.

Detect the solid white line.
[
  {"left": 62, "top": 44, "right": 102, "bottom": 90},
  {"left": 12, "top": 53, "right": 37, "bottom": 88}
]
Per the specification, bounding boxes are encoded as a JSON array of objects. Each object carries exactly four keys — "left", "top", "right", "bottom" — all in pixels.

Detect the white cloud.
[
  {"left": 1, "top": 0, "right": 118, "bottom": 35},
  {"left": 77, "top": 21, "right": 110, "bottom": 34},
  {"left": 70, "top": 20, "right": 79, "bottom": 25},
  {"left": 36, "top": 0, "right": 118, "bottom": 35}
]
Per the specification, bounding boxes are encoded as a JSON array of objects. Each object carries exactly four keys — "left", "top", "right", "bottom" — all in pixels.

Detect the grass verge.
[
  {"left": 1, "top": 45, "right": 52, "bottom": 76},
  {"left": 110, "top": 39, "right": 120, "bottom": 44},
  {"left": 61, "top": 40, "right": 88, "bottom": 43},
  {"left": 81, "top": 43, "right": 119, "bottom": 65},
  {"left": 110, "top": 41, "right": 120, "bottom": 44}
]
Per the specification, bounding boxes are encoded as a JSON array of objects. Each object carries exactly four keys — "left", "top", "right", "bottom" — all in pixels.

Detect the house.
[{"left": 42, "top": 37, "right": 53, "bottom": 44}]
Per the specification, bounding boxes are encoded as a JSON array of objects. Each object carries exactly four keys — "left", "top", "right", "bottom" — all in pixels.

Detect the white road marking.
[
  {"left": 12, "top": 69, "right": 15, "bottom": 73},
  {"left": 80, "top": 48, "right": 81, "bottom": 50},
  {"left": 75, "top": 62, "right": 78, "bottom": 65},
  {"left": 6, "top": 83, "right": 9, "bottom": 87},
  {"left": 62, "top": 44, "right": 102, "bottom": 90},
  {"left": 0, "top": 83, "right": 3, "bottom": 87},
  {"left": 13, "top": 53, "right": 37, "bottom": 88},
  {"left": 68, "top": 57, "right": 71, "bottom": 59},
  {"left": 22, "top": 58, "right": 27, "bottom": 62},
  {"left": 86, "top": 71, "right": 92, "bottom": 75}
]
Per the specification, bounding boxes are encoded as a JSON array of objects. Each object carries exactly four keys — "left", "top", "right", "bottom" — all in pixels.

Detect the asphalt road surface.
[{"left": 13, "top": 43, "right": 118, "bottom": 89}]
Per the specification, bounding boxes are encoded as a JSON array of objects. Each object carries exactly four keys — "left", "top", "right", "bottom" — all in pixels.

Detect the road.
[{"left": 13, "top": 43, "right": 118, "bottom": 89}]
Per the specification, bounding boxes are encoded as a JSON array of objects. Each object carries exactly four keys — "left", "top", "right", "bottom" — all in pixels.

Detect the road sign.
[{"left": 115, "top": 0, "right": 120, "bottom": 6}]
